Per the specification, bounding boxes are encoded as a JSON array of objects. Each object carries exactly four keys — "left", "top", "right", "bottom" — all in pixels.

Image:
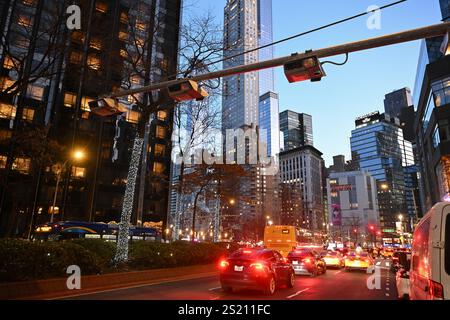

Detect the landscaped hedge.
[{"left": 0, "top": 239, "right": 237, "bottom": 283}]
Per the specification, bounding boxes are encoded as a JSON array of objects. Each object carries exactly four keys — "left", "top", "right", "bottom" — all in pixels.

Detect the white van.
[{"left": 410, "top": 202, "right": 450, "bottom": 300}]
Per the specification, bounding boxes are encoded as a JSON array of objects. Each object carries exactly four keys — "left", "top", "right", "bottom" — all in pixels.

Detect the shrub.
[{"left": 70, "top": 239, "right": 116, "bottom": 269}]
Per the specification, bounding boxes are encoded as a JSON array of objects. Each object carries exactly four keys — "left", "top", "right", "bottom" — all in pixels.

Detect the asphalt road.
[{"left": 62, "top": 259, "right": 397, "bottom": 300}]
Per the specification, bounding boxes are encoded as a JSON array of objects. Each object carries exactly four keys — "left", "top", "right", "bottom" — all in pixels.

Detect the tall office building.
[
  {"left": 351, "top": 112, "right": 414, "bottom": 241},
  {"left": 0, "top": 0, "right": 182, "bottom": 236},
  {"left": 223, "top": 0, "right": 259, "bottom": 130},
  {"left": 223, "top": 0, "right": 280, "bottom": 157},
  {"left": 384, "top": 88, "right": 413, "bottom": 119},
  {"left": 279, "top": 110, "right": 314, "bottom": 151},
  {"left": 413, "top": 0, "right": 450, "bottom": 215},
  {"left": 280, "top": 146, "right": 325, "bottom": 231}
]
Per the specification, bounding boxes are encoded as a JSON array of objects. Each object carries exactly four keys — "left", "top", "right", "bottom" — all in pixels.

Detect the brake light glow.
[
  {"left": 243, "top": 250, "right": 253, "bottom": 254},
  {"left": 429, "top": 280, "right": 444, "bottom": 299},
  {"left": 303, "top": 258, "right": 312, "bottom": 264},
  {"left": 250, "top": 262, "right": 264, "bottom": 270},
  {"left": 219, "top": 260, "right": 229, "bottom": 269}
]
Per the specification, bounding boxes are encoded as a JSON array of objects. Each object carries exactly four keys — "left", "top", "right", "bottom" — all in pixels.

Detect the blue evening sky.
[{"left": 185, "top": 0, "right": 443, "bottom": 165}]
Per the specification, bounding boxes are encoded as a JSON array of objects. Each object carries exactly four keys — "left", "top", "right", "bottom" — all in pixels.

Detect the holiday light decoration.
[{"left": 114, "top": 136, "right": 144, "bottom": 264}]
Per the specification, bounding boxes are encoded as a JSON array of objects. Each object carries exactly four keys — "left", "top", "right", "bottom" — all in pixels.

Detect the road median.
[{"left": 0, "top": 264, "right": 218, "bottom": 300}]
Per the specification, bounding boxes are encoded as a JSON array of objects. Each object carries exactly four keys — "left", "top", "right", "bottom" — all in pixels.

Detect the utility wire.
[
  {"left": 175, "top": 0, "right": 407, "bottom": 79},
  {"left": 321, "top": 53, "right": 349, "bottom": 66}
]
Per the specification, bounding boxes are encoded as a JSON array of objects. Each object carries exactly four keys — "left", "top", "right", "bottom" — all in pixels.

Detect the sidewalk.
[{"left": 0, "top": 264, "right": 217, "bottom": 300}]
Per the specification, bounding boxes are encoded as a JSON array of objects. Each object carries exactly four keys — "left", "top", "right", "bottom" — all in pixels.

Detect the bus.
[
  {"left": 32, "top": 221, "right": 161, "bottom": 242},
  {"left": 264, "top": 225, "right": 326, "bottom": 257}
]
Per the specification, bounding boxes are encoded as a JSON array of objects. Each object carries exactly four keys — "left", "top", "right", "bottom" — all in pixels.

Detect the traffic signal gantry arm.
[{"left": 106, "top": 22, "right": 450, "bottom": 100}]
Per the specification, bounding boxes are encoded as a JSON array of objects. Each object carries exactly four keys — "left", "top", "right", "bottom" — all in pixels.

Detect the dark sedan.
[
  {"left": 287, "top": 248, "right": 327, "bottom": 277},
  {"left": 219, "top": 248, "right": 295, "bottom": 295}
]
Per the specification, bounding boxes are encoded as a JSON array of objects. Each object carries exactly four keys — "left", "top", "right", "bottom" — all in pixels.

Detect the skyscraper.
[
  {"left": 351, "top": 112, "right": 414, "bottom": 240},
  {"left": 279, "top": 110, "right": 314, "bottom": 151},
  {"left": 223, "top": 0, "right": 280, "bottom": 157},
  {"left": 0, "top": 0, "right": 182, "bottom": 237},
  {"left": 384, "top": 88, "right": 413, "bottom": 119}
]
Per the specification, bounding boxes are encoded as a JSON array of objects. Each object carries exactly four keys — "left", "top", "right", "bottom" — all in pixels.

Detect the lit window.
[
  {"left": 22, "top": 108, "right": 34, "bottom": 121},
  {"left": 49, "top": 206, "right": 59, "bottom": 215},
  {"left": 0, "top": 155, "right": 7, "bottom": 168},
  {"left": 119, "top": 31, "right": 128, "bottom": 41},
  {"left": 0, "top": 78, "right": 15, "bottom": 92},
  {"left": 17, "top": 15, "right": 32, "bottom": 27},
  {"left": 3, "top": 56, "right": 14, "bottom": 69},
  {"left": 87, "top": 55, "right": 101, "bottom": 70},
  {"left": 64, "top": 92, "right": 77, "bottom": 108},
  {"left": 90, "top": 38, "right": 102, "bottom": 50},
  {"left": 95, "top": 2, "right": 108, "bottom": 13},
  {"left": 131, "top": 75, "right": 141, "bottom": 85},
  {"left": 70, "top": 51, "right": 83, "bottom": 64},
  {"left": 120, "top": 49, "right": 127, "bottom": 58},
  {"left": 26, "top": 85, "right": 44, "bottom": 101},
  {"left": 0, "top": 103, "right": 16, "bottom": 119},
  {"left": 153, "top": 162, "right": 164, "bottom": 174},
  {"left": 120, "top": 12, "right": 128, "bottom": 23},
  {"left": 154, "top": 144, "right": 165, "bottom": 157},
  {"left": 81, "top": 97, "right": 93, "bottom": 111},
  {"left": 126, "top": 110, "right": 140, "bottom": 124},
  {"left": 156, "top": 126, "right": 166, "bottom": 139},
  {"left": 12, "top": 157, "right": 31, "bottom": 174},
  {"left": 71, "top": 31, "right": 85, "bottom": 44},
  {"left": 21, "top": 0, "right": 36, "bottom": 5},
  {"left": 157, "top": 110, "right": 167, "bottom": 121},
  {"left": 71, "top": 166, "right": 86, "bottom": 178},
  {"left": 136, "top": 20, "right": 146, "bottom": 31}
]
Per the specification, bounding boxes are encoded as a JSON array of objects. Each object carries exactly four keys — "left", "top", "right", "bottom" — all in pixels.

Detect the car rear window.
[
  {"left": 230, "top": 249, "right": 263, "bottom": 259},
  {"left": 289, "top": 250, "right": 313, "bottom": 258},
  {"left": 446, "top": 215, "right": 450, "bottom": 275}
]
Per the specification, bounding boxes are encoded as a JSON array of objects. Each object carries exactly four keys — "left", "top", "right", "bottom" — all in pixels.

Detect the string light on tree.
[{"left": 114, "top": 136, "right": 144, "bottom": 264}]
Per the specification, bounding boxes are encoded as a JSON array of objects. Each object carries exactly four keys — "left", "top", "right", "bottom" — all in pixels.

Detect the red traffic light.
[
  {"left": 284, "top": 55, "right": 326, "bottom": 83},
  {"left": 369, "top": 225, "right": 375, "bottom": 231}
]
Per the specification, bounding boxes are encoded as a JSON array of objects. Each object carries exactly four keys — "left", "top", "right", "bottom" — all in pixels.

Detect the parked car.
[
  {"left": 219, "top": 248, "right": 295, "bottom": 295},
  {"left": 396, "top": 264, "right": 411, "bottom": 300},
  {"left": 410, "top": 202, "right": 450, "bottom": 300},
  {"left": 391, "top": 251, "right": 410, "bottom": 273},
  {"left": 287, "top": 248, "right": 326, "bottom": 277}
]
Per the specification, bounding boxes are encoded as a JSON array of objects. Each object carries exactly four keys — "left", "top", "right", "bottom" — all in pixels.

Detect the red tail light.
[
  {"left": 303, "top": 258, "right": 312, "bottom": 264},
  {"left": 429, "top": 280, "right": 444, "bottom": 299},
  {"left": 250, "top": 262, "right": 265, "bottom": 271},
  {"left": 219, "top": 260, "right": 229, "bottom": 269}
]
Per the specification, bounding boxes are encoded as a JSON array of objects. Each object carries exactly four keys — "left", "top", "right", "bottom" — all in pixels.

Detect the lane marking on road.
[
  {"left": 386, "top": 287, "right": 390, "bottom": 291},
  {"left": 286, "top": 288, "right": 310, "bottom": 299},
  {"left": 376, "top": 262, "right": 381, "bottom": 266},
  {"left": 335, "top": 271, "right": 342, "bottom": 275},
  {"left": 210, "top": 297, "right": 221, "bottom": 300},
  {"left": 209, "top": 287, "right": 222, "bottom": 291},
  {"left": 386, "top": 293, "right": 390, "bottom": 297}
]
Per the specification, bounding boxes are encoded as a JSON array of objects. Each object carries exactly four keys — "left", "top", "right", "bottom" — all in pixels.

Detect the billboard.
[{"left": 331, "top": 204, "right": 342, "bottom": 226}]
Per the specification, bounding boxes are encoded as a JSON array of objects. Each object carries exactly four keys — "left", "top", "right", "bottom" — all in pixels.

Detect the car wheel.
[
  {"left": 310, "top": 269, "right": 317, "bottom": 278},
  {"left": 287, "top": 271, "right": 295, "bottom": 288},
  {"left": 263, "top": 275, "right": 276, "bottom": 295},
  {"left": 322, "top": 266, "right": 327, "bottom": 274}
]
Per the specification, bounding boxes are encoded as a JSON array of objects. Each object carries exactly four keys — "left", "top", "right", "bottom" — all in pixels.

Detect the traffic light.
[
  {"left": 369, "top": 225, "right": 375, "bottom": 231},
  {"left": 284, "top": 55, "right": 326, "bottom": 83},
  {"left": 89, "top": 98, "right": 128, "bottom": 117},
  {"left": 168, "top": 80, "right": 209, "bottom": 102}
]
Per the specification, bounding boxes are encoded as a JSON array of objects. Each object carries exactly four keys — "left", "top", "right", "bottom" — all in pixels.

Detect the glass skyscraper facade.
[
  {"left": 259, "top": 92, "right": 280, "bottom": 156},
  {"left": 351, "top": 112, "right": 413, "bottom": 234},
  {"left": 257, "top": 0, "right": 274, "bottom": 96},
  {"left": 279, "top": 110, "right": 314, "bottom": 151}
]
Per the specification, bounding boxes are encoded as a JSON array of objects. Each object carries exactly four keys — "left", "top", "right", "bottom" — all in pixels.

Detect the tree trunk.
[
  {"left": 114, "top": 135, "right": 144, "bottom": 264},
  {"left": 191, "top": 190, "right": 201, "bottom": 242}
]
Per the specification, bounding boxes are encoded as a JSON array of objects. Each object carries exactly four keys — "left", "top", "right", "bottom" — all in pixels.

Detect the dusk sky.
[{"left": 186, "top": 0, "right": 443, "bottom": 165}]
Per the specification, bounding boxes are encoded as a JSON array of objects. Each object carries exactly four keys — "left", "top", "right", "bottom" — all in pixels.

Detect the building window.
[
  {"left": 157, "top": 110, "right": 167, "bottom": 121},
  {"left": 153, "top": 162, "right": 164, "bottom": 174},
  {"left": 154, "top": 144, "right": 165, "bottom": 157},
  {"left": 3, "top": 56, "right": 14, "bottom": 69},
  {"left": 95, "top": 2, "right": 108, "bottom": 13},
  {"left": 90, "top": 38, "right": 102, "bottom": 50},
  {"left": 87, "top": 55, "right": 101, "bottom": 70},
  {"left": 22, "top": 0, "right": 37, "bottom": 6},
  {"left": 432, "top": 76, "right": 450, "bottom": 107},
  {"left": 71, "top": 166, "right": 86, "bottom": 179},
  {"left": 126, "top": 110, "right": 140, "bottom": 124},
  {"left": 156, "top": 126, "right": 166, "bottom": 139},
  {"left": 69, "top": 51, "right": 83, "bottom": 64},
  {"left": 0, "top": 129, "right": 12, "bottom": 142},
  {"left": 81, "top": 97, "right": 93, "bottom": 112},
  {"left": 0, "top": 103, "right": 16, "bottom": 119},
  {"left": 118, "top": 31, "right": 128, "bottom": 41},
  {"left": 22, "top": 108, "right": 34, "bottom": 121},
  {"left": 0, "top": 77, "right": 15, "bottom": 92},
  {"left": 26, "top": 85, "right": 44, "bottom": 101},
  {"left": 12, "top": 157, "right": 31, "bottom": 174},
  {"left": 0, "top": 155, "right": 7, "bottom": 169},
  {"left": 120, "top": 12, "right": 128, "bottom": 24},
  {"left": 71, "top": 31, "right": 85, "bottom": 44},
  {"left": 17, "top": 15, "right": 32, "bottom": 27},
  {"left": 64, "top": 92, "right": 77, "bottom": 108}
]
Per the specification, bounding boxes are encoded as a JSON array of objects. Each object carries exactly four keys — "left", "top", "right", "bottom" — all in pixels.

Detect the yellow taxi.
[
  {"left": 322, "top": 251, "right": 345, "bottom": 268},
  {"left": 381, "top": 247, "right": 395, "bottom": 259},
  {"left": 344, "top": 251, "right": 374, "bottom": 271}
]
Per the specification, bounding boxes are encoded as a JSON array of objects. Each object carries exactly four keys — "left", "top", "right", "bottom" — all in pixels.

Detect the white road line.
[
  {"left": 209, "top": 287, "right": 222, "bottom": 291},
  {"left": 335, "top": 271, "right": 342, "bottom": 275},
  {"left": 386, "top": 288, "right": 390, "bottom": 291},
  {"left": 386, "top": 293, "right": 390, "bottom": 297},
  {"left": 210, "top": 297, "right": 220, "bottom": 300},
  {"left": 286, "top": 288, "right": 310, "bottom": 299}
]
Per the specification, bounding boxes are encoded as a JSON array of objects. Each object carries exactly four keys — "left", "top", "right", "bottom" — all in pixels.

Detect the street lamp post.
[{"left": 50, "top": 150, "right": 85, "bottom": 223}]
